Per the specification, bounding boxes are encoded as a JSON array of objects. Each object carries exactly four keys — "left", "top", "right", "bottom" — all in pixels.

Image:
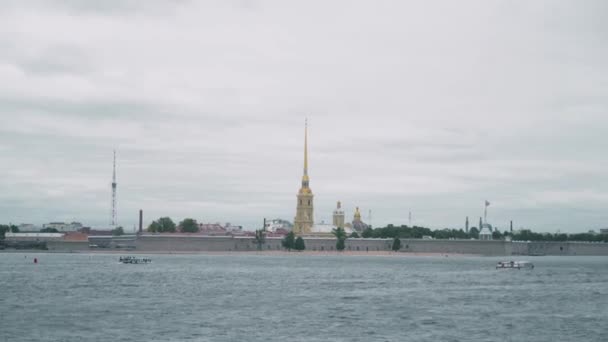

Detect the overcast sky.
[{"left": 0, "top": 0, "right": 606, "bottom": 232}]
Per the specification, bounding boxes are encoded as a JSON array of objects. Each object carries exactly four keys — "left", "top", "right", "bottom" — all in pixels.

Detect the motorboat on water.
[
  {"left": 496, "top": 260, "right": 534, "bottom": 270},
  {"left": 119, "top": 256, "right": 152, "bottom": 264}
]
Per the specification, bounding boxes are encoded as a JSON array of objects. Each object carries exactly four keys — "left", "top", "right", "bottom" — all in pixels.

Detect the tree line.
[
  {"left": 147, "top": 217, "right": 199, "bottom": 233},
  {"left": 280, "top": 228, "right": 350, "bottom": 252},
  {"left": 358, "top": 224, "right": 608, "bottom": 242},
  {"left": 281, "top": 231, "right": 306, "bottom": 251},
  {"left": 0, "top": 225, "right": 19, "bottom": 239}
]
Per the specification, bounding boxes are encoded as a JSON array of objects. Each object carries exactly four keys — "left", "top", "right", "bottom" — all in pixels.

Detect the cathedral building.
[
  {"left": 332, "top": 201, "right": 345, "bottom": 229},
  {"left": 293, "top": 120, "right": 314, "bottom": 234},
  {"left": 292, "top": 121, "right": 356, "bottom": 236},
  {"left": 351, "top": 207, "right": 370, "bottom": 233}
]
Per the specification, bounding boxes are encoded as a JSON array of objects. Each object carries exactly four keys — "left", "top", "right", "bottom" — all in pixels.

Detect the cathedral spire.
[
  {"left": 303, "top": 118, "right": 308, "bottom": 177},
  {"left": 294, "top": 118, "right": 314, "bottom": 234},
  {"left": 301, "top": 119, "right": 310, "bottom": 189}
]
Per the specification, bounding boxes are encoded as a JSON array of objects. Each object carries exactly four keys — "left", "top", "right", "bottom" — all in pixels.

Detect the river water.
[{"left": 1, "top": 253, "right": 606, "bottom": 342}]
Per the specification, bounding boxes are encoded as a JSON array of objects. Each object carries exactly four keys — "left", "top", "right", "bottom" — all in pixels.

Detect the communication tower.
[{"left": 111, "top": 150, "right": 117, "bottom": 227}]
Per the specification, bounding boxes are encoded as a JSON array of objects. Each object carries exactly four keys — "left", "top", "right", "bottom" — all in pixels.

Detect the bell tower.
[
  {"left": 293, "top": 119, "right": 314, "bottom": 234},
  {"left": 332, "top": 201, "right": 345, "bottom": 229}
]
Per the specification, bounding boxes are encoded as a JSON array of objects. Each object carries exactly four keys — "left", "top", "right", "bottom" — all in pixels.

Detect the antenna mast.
[{"left": 111, "top": 150, "right": 117, "bottom": 227}]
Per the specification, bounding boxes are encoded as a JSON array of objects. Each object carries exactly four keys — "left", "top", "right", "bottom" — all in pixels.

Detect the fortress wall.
[
  {"left": 84, "top": 236, "right": 512, "bottom": 255},
  {"left": 304, "top": 238, "right": 392, "bottom": 252},
  {"left": 511, "top": 242, "right": 530, "bottom": 255},
  {"left": 567, "top": 242, "right": 608, "bottom": 255},
  {"left": 510, "top": 241, "right": 608, "bottom": 256},
  {"left": 568, "top": 242, "right": 608, "bottom": 255},
  {"left": 137, "top": 236, "right": 286, "bottom": 252},
  {"left": 345, "top": 239, "right": 392, "bottom": 252},
  {"left": 136, "top": 236, "right": 390, "bottom": 252},
  {"left": 527, "top": 242, "right": 569, "bottom": 256},
  {"left": 526, "top": 241, "right": 608, "bottom": 256},
  {"left": 400, "top": 239, "right": 511, "bottom": 256},
  {"left": 137, "top": 236, "right": 247, "bottom": 251},
  {"left": 38, "top": 235, "right": 608, "bottom": 255},
  {"left": 47, "top": 241, "right": 90, "bottom": 251}
]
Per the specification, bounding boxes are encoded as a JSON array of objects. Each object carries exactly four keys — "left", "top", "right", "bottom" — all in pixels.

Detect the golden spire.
[
  {"left": 303, "top": 118, "right": 308, "bottom": 177},
  {"left": 299, "top": 118, "right": 311, "bottom": 193}
]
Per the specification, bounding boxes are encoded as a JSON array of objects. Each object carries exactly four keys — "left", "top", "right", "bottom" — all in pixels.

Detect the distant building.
[
  {"left": 225, "top": 223, "right": 244, "bottom": 235},
  {"left": 5, "top": 232, "right": 64, "bottom": 241},
  {"left": 351, "top": 207, "right": 369, "bottom": 233},
  {"left": 479, "top": 223, "right": 493, "bottom": 240},
  {"left": 78, "top": 227, "right": 111, "bottom": 236},
  {"left": 43, "top": 222, "right": 83, "bottom": 232},
  {"left": 198, "top": 223, "right": 226, "bottom": 235},
  {"left": 273, "top": 228, "right": 290, "bottom": 236},
  {"left": 63, "top": 232, "right": 89, "bottom": 241},
  {"left": 264, "top": 219, "right": 293, "bottom": 232},
  {"left": 600, "top": 228, "right": 608, "bottom": 235},
  {"left": 332, "top": 202, "right": 345, "bottom": 229},
  {"left": 18, "top": 224, "right": 38, "bottom": 231},
  {"left": 197, "top": 222, "right": 244, "bottom": 236}
]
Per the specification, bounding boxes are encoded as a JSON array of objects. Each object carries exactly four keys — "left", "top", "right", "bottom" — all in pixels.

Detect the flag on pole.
[{"left": 485, "top": 200, "right": 490, "bottom": 207}]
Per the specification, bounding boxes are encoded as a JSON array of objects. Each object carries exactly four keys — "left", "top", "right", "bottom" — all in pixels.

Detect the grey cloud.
[{"left": 0, "top": 1, "right": 606, "bottom": 232}]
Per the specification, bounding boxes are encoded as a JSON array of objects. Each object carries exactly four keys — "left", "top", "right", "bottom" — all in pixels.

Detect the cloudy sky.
[{"left": 0, "top": 0, "right": 606, "bottom": 232}]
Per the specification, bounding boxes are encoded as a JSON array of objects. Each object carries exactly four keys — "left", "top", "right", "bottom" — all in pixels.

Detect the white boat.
[
  {"left": 496, "top": 260, "right": 534, "bottom": 270},
  {"left": 119, "top": 256, "right": 151, "bottom": 264}
]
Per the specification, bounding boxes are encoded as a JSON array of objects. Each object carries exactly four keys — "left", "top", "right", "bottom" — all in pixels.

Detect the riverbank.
[
  {"left": 5, "top": 236, "right": 607, "bottom": 256},
  {"left": 1, "top": 249, "right": 474, "bottom": 257}
]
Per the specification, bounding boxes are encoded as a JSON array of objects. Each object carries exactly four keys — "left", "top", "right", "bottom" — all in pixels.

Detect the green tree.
[
  {"left": 332, "top": 227, "right": 347, "bottom": 240},
  {"left": 362, "top": 227, "right": 373, "bottom": 238},
  {"left": 350, "top": 231, "right": 360, "bottom": 238},
  {"left": 147, "top": 221, "right": 160, "bottom": 233},
  {"left": 158, "top": 217, "right": 176, "bottom": 232},
  {"left": 40, "top": 227, "right": 59, "bottom": 233},
  {"left": 1, "top": 225, "right": 21, "bottom": 239},
  {"left": 336, "top": 238, "right": 345, "bottom": 251},
  {"left": 112, "top": 226, "right": 124, "bottom": 236},
  {"left": 469, "top": 227, "right": 479, "bottom": 239},
  {"left": 0, "top": 225, "right": 8, "bottom": 240},
  {"left": 332, "top": 227, "right": 347, "bottom": 251},
  {"left": 294, "top": 236, "right": 306, "bottom": 251},
  {"left": 282, "top": 231, "right": 295, "bottom": 250},
  {"left": 179, "top": 218, "right": 199, "bottom": 233},
  {"left": 147, "top": 217, "right": 176, "bottom": 233},
  {"left": 392, "top": 237, "right": 401, "bottom": 251}
]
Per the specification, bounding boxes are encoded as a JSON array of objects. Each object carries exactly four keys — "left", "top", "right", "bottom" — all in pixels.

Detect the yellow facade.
[
  {"left": 332, "top": 201, "right": 345, "bottom": 229},
  {"left": 293, "top": 120, "right": 314, "bottom": 234}
]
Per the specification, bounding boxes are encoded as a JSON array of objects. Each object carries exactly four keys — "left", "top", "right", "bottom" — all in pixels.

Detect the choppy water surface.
[{"left": 1, "top": 253, "right": 607, "bottom": 342}]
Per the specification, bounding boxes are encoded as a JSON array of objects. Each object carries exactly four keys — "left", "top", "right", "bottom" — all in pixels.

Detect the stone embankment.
[{"left": 4, "top": 234, "right": 608, "bottom": 255}]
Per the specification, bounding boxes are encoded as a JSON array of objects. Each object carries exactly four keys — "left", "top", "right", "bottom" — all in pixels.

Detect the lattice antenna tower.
[{"left": 111, "top": 150, "right": 117, "bottom": 227}]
